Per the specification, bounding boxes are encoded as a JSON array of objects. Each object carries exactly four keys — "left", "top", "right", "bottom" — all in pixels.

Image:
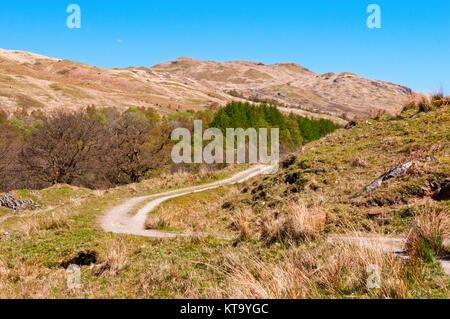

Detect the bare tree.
[
  {"left": 0, "top": 114, "right": 23, "bottom": 191},
  {"left": 21, "top": 110, "right": 103, "bottom": 185},
  {"left": 105, "top": 113, "right": 172, "bottom": 183}
]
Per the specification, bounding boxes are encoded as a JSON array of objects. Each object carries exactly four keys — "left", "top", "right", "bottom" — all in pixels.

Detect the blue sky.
[{"left": 0, "top": 0, "right": 449, "bottom": 92}]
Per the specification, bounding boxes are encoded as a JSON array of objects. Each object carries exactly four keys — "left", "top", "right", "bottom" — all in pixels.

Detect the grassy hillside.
[
  {"left": 0, "top": 49, "right": 410, "bottom": 121},
  {"left": 232, "top": 102, "right": 449, "bottom": 236},
  {"left": 0, "top": 102, "right": 448, "bottom": 299}
]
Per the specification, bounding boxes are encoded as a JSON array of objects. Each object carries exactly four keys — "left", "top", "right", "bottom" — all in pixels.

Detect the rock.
[
  {"left": 356, "top": 162, "right": 415, "bottom": 197},
  {"left": 345, "top": 121, "right": 357, "bottom": 129},
  {"left": 0, "top": 193, "right": 34, "bottom": 211}
]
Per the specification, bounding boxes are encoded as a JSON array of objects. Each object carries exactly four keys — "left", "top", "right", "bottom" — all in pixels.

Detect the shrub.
[
  {"left": 405, "top": 204, "right": 449, "bottom": 262},
  {"left": 417, "top": 96, "right": 433, "bottom": 113},
  {"left": 430, "top": 90, "right": 450, "bottom": 107},
  {"left": 260, "top": 202, "right": 326, "bottom": 244}
]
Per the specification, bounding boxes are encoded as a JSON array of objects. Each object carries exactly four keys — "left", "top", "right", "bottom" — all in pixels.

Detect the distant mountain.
[{"left": 0, "top": 49, "right": 412, "bottom": 122}]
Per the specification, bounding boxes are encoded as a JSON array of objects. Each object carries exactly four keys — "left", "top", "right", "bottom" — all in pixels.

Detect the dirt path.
[
  {"left": 101, "top": 165, "right": 274, "bottom": 238},
  {"left": 101, "top": 167, "right": 449, "bottom": 277},
  {"left": 328, "top": 234, "right": 450, "bottom": 276}
]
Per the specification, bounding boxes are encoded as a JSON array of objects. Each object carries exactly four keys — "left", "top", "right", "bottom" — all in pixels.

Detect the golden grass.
[
  {"left": 144, "top": 214, "right": 174, "bottom": 231},
  {"left": 95, "top": 236, "right": 129, "bottom": 276},
  {"left": 14, "top": 208, "right": 80, "bottom": 237},
  {"left": 403, "top": 92, "right": 449, "bottom": 113},
  {"left": 0, "top": 258, "right": 67, "bottom": 299},
  {"left": 48, "top": 82, "right": 92, "bottom": 99},
  {"left": 405, "top": 204, "right": 450, "bottom": 260},
  {"left": 261, "top": 202, "right": 326, "bottom": 244},
  {"left": 215, "top": 241, "right": 436, "bottom": 299},
  {"left": 229, "top": 201, "right": 327, "bottom": 244},
  {"left": 145, "top": 186, "right": 240, "bottom": 235},
  {"left": 233, "top": 209, "right": 253, "bottom": 240}
]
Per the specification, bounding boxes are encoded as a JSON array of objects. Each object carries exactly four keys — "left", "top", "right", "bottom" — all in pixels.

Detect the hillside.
[
  {"left": 0, "top": 101, "right": 448, "bottom": 298},
  {"left": 0, "top": 49, "right": 412, "bottom": 122}
]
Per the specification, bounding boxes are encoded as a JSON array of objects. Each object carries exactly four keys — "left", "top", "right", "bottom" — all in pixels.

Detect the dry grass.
[
  {"left": 14, "top": 208, "right": 79, "bottom": 237},
  {"left": 370, "top": 108, "right": 387, "bottom": 119},
  {"left": 215, "top": 241, "right": 435, "bottom": 299},
  {"left": 233, "top": 209, "right": 253, "bottom": 240},
  {"left": 350, "top": 156, "right": 367, "bottom": 168},
  {"left": 402, "top": 92, "right": 449, "bottom": 113},
  {"left": 95, "top": 236, "right": 129, "bottom": 276},
  {"left": 145, "top": 214, "right": 174, "bottom": 231},
  {"left": 0, "top": 257, "right": 67, "bottom": 299},
  {"left": 263, "top": 203, "right": 326, "bottom": 244},
  {"left": 237, "top": 201, "right": 327, "bottom": 244},
  {"left": 405, "top": 204, "right": 450, "bottom": 261},
  {"left": 144, "top": 186, "right": 240, "bottom": 235},
  {"left": 135, "top": 259, "right": 204, "bottom": 299},
  {"left": 198, "top": 166, "right": 213, "bottom": 180}
]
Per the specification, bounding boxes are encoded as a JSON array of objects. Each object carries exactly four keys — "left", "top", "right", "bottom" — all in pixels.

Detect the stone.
[
  {"left": 0, "top": 193, "right": 34, "bottom": 211},
  {"left": 356, "top": 162, "right": 415, "bottom": 197}
]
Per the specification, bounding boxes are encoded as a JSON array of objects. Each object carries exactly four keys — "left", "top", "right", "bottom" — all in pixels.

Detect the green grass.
[
  {"left": 234, "top": 106, "right": 449, "bottom": 234},
  {"left": 0, "top": 107, "right": 448, "bottom": 299}
]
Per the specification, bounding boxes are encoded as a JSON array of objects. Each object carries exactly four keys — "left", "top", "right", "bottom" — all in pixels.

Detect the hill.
[
  {"left": 0, "top": 49, "right": 412, "bottom": 122},
  {"left": 0, "top": 100, "right": 448, "bottom": 298}
]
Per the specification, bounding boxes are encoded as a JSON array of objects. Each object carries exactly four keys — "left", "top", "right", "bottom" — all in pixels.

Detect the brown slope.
[{"left": 0, "top": 49, "right": 412, "bottom": 121}]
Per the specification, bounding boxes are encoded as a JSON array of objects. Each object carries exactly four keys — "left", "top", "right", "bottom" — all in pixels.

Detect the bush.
[
  {"left": 405, "top": 204, "right": 449, "bottom": 262},
  {"left": 402, "top": 91, "right": 449, "bottom": 114}
]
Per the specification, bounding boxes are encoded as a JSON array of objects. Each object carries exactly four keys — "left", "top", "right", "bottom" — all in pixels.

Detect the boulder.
[{"left": 356, "top": 162, "right": 415, "bottom": 197}]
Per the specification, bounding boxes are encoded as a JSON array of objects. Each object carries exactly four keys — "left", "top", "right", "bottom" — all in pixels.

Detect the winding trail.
[
  {"left": 101, "top": 166, "right": 449, "bottom": 276},
  {"left": 101, "top": 165, "right": 274, "bottom": 238}
]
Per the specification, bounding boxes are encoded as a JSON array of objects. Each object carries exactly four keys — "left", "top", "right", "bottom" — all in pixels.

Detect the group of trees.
[
  {"left": 209, "top": 102, "right": 340, "bottom": 149},
  {"left": 0, "top": 107, "right": 172, "bottom": 191},
  {"left": 0, "top": 102, "right": 340, "bottom": 192}
]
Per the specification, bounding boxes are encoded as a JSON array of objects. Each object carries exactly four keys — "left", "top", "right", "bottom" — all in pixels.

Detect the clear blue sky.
[{"left": 1, "top": 0, "right": 449, "bottom": 92}]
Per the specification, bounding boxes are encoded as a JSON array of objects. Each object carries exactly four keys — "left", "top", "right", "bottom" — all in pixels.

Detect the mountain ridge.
[{"left": 0, "top": 48, "right": 412, "bottom": 122}]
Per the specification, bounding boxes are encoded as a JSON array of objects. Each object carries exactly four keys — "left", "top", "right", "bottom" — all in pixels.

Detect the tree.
[
  {"left": 21, "top": 110, "right": 103, "bottom": 185},
  {"left": 0, "top": 111, "right": 24, "bottom": 191},
  {"left": 286, "top": 113, "right": 303, "bottom": 146},
  {"left": 106, "top": 112, "right": 172, "bottom": 183}
]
